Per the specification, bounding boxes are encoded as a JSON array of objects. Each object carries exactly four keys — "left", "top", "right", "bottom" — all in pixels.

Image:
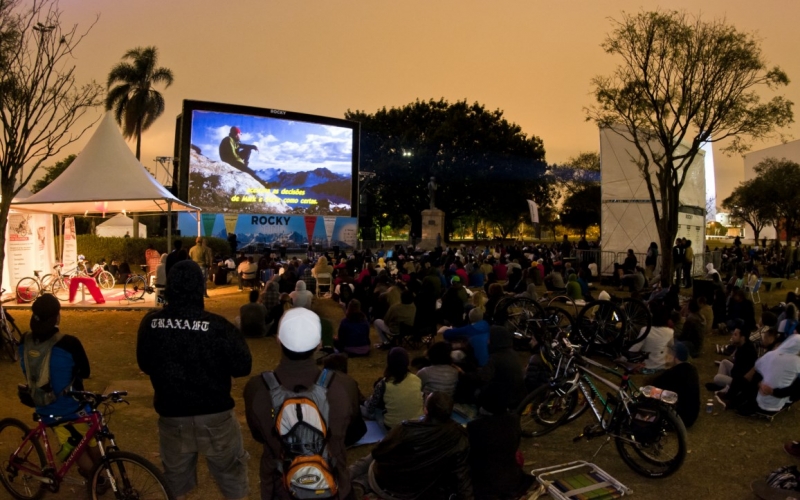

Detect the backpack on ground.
[
  {"left": 19, "top": 332, "right": 65, "bottom": 408},
  {"left": 262, "top": 369, "right": 338, "bottom": 498}
]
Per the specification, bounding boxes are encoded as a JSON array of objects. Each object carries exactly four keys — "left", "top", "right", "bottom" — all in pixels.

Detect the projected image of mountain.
[{"left": 187, "top": 107, "right": 355, "bottom": 216}]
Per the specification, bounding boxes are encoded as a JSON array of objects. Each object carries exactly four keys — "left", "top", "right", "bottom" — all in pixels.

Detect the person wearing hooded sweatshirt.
[
  {"left": 137, "top": 260, "right": 253, "bottom": 500},
  {"left": 705, "top": 262, "right": 720, "bottom": 279},
  {"left": 289, "top": 279, "right": 313, "bottom": 309},
  {"left": 736, "top": 330, "right": 800, "bottom": 416}
]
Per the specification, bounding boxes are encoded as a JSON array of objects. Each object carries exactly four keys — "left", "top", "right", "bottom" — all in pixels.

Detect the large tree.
[
  {"left": 722, "top": 176, "right": 775, "bottom": 243},
  {"left": 0, "top": 0, "right": 102, "bottom": 285},
  {"left": 346, "top": 99, "right": 550, "bottom": 241},
  {"left": 105, "top": 46, "right": 173, "bottom": 237},
  {"left": 587, "top": 10, "right": 793, "bottom": 284},
  {"left": 561, "top": 184, "right": 601, "bottom": 237},
  {"left": 748, "top": 158, "right": 800, "bottom": 243}
]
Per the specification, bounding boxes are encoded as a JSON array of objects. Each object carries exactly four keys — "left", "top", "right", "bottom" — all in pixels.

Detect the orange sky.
[{"left": 53, "top": 0, "right": 800, "bottom": 204}]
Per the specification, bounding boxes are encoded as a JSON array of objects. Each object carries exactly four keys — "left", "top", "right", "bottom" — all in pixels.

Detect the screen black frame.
[{"left": 175, "top": 99, "right": 360, "bottom": 218}]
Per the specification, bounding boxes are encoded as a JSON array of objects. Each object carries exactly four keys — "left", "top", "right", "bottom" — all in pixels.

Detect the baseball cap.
[
  {"left": 278, "top": 308, "right": 321, "bottom": 353},
  {"left": 30, "top": 294, "right": 61, "bottom": 331},
  {"left": 671, "top": 342, "right": 690, "bottom": 362}
]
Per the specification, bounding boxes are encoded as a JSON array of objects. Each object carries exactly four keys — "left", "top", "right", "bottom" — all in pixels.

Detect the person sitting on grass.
[
  {"left": 627, "top": 303, "right": 674, "bottom": 373},
  {"left": 442, "top": 307, "right": 491, "bottom": 368},
  {"left": 647, "top": 342, "right": 700, "bottom": 428},
  {"left": 373, "top": 290, "right": 416, "bottom": 349},
  {"left": 362, "top": 347, "right": 423, "bottom": 431},
  {"left": 678, "top": 298, "right": 706, "bottom": 357},
  {"left": 335, "top": 299, "right": 371, "bottom": 357},
  {"left": 566, "top": 273, "right": 583, "bottom": 301},
  {"left": 733, "top": 328, "right": 800, "bottom": 416},
  {"left": 289, "top": 279, "right": 313, "bottom": 309},
  {"left": 417, "top": 342, "right": 460, "bottom": 398},
  {"left": 707, "top": 319, "right": 757, "bottom": 408},
  {"left": 238, "top": 290, "right": 268, "bottom": 338}
]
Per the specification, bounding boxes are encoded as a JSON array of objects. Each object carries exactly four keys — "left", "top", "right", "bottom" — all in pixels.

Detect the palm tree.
[{"left": 105, "top": 46, "right": 173, "bottom": 237}]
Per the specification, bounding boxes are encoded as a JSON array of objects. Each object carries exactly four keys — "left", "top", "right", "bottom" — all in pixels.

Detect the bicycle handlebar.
[{"left": 67, "top": 390, "right": 128, "bottom": 408}]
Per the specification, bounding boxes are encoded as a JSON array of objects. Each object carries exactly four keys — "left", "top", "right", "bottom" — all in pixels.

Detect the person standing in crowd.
[
  {"left": 645, "top": 241, "right": 659, "bottom": 279},
  {"left": 165, "top": 239, "right": 187, "bottom": 277},
  {"left": 137, "top": 260, "right": 252, "bottom": 500},
  {"left": 189, "top": 237, "right": 212, "bottom": 298},
  {"left": 244, "top": 308, "right": 359, "bottom": 499},
  {"left": 673, "top": 238, "right": 684, "bottom": 287},
  {"left": 683, "top": 239, "right": 694, "bottom": 288}
]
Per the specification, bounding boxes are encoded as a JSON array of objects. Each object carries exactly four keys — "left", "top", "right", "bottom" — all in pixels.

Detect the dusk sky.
[{"left": 53, "top": 0, "right": 800, "bottom": 205}]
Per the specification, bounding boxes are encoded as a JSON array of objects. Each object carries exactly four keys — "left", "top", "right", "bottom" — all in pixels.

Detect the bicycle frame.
[{"left": 9, "top": 410, "right": 115, "bottom": 487}]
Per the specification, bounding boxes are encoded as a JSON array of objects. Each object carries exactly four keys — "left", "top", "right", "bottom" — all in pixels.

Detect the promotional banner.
[
  {"left": 177, "top": 213, "right": 358, "bottom": 250},
  {"left": 303, "top": 216, "right": 317, "bottom": 246},
  {"left": 223, "top": 214, "right": 238, "bottom": 235},
  {"left": 5, "top": 213, "right": 56, "bottom": 295},
  {"left": 63, "top": 217, "right": 77, "bottom": 266},
  {"left": 527, "top": 200, "right": 539, "bottom": 224},
  {"left": 202, "top": 213, "right": 217, "bottom": 237},
  {"left": 323, "top": 216, "right": 337, "bottom": 246}
]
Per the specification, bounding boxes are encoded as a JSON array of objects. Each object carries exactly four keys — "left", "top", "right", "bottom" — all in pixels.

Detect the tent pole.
[
  {"left": 196, "top": 210, "right": 201, "bottom": 237},
  {"left": 167, "top": 201, "right": 173, "bottom": 253},
  {"left": 57, "top": 215, "right": 63, "bottom": 263}
]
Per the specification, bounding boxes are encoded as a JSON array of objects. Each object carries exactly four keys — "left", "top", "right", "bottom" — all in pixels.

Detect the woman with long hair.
[
  {"left": 336, "top": 299, "right": 371, "bottom": 356},
  {"left": 362, "top": 347, "right": 423, "bottom": 430}
]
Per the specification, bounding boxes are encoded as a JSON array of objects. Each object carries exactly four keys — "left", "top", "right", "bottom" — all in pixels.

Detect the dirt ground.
[{"left": 1, "top": 278, "right": 799, "bottom": 500}]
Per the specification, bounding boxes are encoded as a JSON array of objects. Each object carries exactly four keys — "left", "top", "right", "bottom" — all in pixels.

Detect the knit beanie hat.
[
  {"left": 30, "top": 294, "right": 61, "bottom": 331},
  {"left": 278, "top": 308, "right": 321, "bottom": 353},
  {"left": 671, "top": 342, "right": 690, "bottom": 362}
]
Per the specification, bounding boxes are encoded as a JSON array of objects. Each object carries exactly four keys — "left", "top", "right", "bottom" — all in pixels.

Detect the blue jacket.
[{"left": 444, "top": 320, "right": 491, "bottom": 366}]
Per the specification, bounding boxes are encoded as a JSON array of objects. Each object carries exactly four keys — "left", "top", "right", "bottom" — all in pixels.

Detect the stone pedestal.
[{"left": 420, "top": 208, "right": 445, "bottom": 250}]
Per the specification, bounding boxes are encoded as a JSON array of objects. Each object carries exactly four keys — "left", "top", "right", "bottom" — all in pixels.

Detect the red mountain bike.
[{"left": 0, "top": 390, "right": 173, "bottom": 499}]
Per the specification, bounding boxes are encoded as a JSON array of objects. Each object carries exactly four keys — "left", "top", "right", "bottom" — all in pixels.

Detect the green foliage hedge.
[{"left": 75, "top": 235, "right": 230, "bottom": 264}]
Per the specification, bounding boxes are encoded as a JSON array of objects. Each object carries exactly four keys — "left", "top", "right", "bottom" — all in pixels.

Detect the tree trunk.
[{"left": 133, "top": 122, "right": 142, "bottom": 238}]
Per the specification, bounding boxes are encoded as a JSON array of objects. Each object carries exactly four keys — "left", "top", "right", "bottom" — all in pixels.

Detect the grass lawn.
[{"left": 0, "top": 277, "right": 798, "bottom": 499}]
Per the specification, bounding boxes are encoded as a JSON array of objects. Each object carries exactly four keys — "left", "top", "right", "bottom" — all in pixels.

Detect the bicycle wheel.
[
  {"left": 621, "top": 298, "right": 652, "bottom": 347},
  {"left": 0, "top": 418, "right": 45, "bottom": 500},
  {"left": 88, "top": 451, "right": 173, "bottom": 500},
  {"left": 496, "top": 297, "right": 546, "bottom": 341},
  {"left": 97, "top": 271, "right": 115, "bottom": 290},
  {"left": 124, "top": 276, "right": 146, "bottom": 301},
  {"left": 14, "top": 278, "right": 40, "bottom": 303},
  {"left": 516, "top": 384, "right": 577, "bottom": 437},
  {"left": 50, "top": 278, "right": 71, "bottom": 302},
  {"left": 614, "top": 404, "right": 687, "bottom": 478},
  {"left": 543, "top": 306, "right": 575, "bottom": 344},
  {"left": 575, "top": 300, "right": 627, "bottom": 352},
  {"left": 38, "top": 274, "right": 54, "bottom": 294}
]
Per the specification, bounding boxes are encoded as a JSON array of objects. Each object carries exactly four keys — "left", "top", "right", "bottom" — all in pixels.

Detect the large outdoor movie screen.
[{"left": 183, "top": 102, "right": 357, "bottom": 217}]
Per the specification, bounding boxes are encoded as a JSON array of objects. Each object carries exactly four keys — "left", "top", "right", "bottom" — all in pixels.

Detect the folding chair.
[
  {"left": 750, "top": 277, "right": 763, "bottom": 304},
  {"left": 316, "top": 273, "right": 332, "bottom": 298}
]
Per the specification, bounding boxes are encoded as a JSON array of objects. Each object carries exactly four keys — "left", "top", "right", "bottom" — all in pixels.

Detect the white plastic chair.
[{"left": 316, "top": 273, "right": 332, "bottom": 298}]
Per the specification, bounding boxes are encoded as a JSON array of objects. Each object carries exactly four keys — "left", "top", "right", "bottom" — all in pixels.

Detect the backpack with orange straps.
[{"left": 262, "top": 369, "right": 338, "bottom": 498}]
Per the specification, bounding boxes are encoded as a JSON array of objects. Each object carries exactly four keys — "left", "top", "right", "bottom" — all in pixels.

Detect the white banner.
[
  {"left": 527, "top": 200, "right": 539, "bottom": 224},
  {"left": 4, "top": 213, "right": 56, "bottom": 296},
  {"left": 323, "top": 216, "right": 336, "bottom": 246},
  {"left": 63, "top": 217, "right": 77, "bottom": 268}
]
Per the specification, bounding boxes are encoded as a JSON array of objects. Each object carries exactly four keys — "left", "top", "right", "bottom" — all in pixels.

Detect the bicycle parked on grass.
[
  {"left": 0, "top": 390, "right": 174, "bottom": 500},
  {"left": 516, "top": 338, "right": 687, "bottom": 478},
  {"left": 14, "top": 269, "right": 57, "bottom": 303},
  {"left": 1, "top": 290, "right": 22, "bottom": 362}
]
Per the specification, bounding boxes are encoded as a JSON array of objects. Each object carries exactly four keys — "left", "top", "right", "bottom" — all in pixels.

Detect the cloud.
[
  {"left": 322, "top": 125, "right": 350, "bottom": 136},
  {"left": 208, "top": 125, "right": 230, "bottom": 141}
]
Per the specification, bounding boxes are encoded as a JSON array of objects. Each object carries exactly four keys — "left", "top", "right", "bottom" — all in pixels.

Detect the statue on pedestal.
[{"left": 427, "top": 176, "right": 438, "bottom": 210}]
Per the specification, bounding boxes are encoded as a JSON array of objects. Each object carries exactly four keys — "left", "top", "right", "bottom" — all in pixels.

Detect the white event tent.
[
  {"left": 12, "top": 113, "right": 199, "bottom": 249},
  {"left": 96, "top": 213, "right": 147, "bottom": 238}
]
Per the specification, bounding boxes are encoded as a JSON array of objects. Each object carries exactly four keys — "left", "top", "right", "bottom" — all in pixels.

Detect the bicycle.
[
  {"left": 123, "top": 266, "right": 155, "bottom": 302},
  {"left": 0, "top": 390, "right": 174, "bottom": 499},
  {"left": 1, "top": 291, "right": 22, "bottom": 362},
  {"left": 14, "top": 269, "right": 56, "bottom": 303},
  {"left": 516, "top": 338, "right": 687, "bottom": 478},
  {"left": 48, "top": 264, "right": 77, "bottom": 302},
  {"left": 77, "top": 260, "right": 116, "bottom": 290}
]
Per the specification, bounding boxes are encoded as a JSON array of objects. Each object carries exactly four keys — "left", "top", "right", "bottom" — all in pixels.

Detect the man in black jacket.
[
  {"left": 649, "top": 342, "right": 700, "bottom": 427},
  {"left": 672, "top": 238, "right": 685, "bottom": 287},
  {"left": 137, "top": 260, "right": 252, "bottom": 500},
  {"left": 349, "top": 391, "right": 474, "bottom": 500}
]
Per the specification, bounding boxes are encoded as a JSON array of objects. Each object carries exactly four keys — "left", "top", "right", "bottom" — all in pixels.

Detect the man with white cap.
[{"left": 244, "top": 308, "right": 359, "bottom": 499}]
